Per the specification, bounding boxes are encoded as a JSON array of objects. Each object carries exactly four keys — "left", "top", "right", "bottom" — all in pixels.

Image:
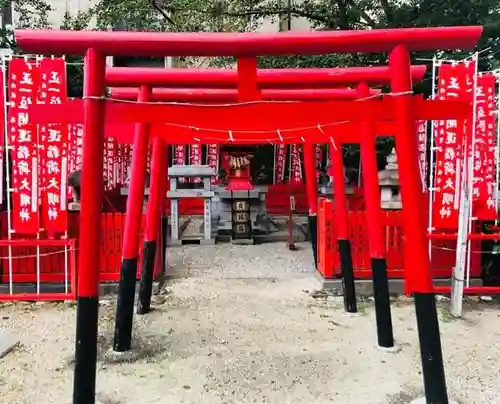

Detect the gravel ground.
[{"left": 0, "top": 242, "right": 499, "bottom": 404}]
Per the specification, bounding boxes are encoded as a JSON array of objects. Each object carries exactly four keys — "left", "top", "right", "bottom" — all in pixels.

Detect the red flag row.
[{"left": 432, "top": 61, "right": 498, "bottom": 230}]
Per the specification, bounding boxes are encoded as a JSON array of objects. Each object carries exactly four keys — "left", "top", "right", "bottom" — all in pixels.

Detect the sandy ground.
[{"left": 0, "top": 243, "right": 499, "bottom": 404}]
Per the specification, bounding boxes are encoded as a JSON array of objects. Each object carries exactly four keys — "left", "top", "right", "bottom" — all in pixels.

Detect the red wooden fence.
[{"left": 317, "top": 198, "right": 481, "bottom": 280}]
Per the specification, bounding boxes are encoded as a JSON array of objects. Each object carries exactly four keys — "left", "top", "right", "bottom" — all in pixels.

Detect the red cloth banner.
[
  {"left": 289, "top": 144, "right": 303, "bottom": 184},
  {"left": 0, "top": 65, "right": 5, "bottom": 205},
  {"left": 416, "top": 120, "right": 427, "bottom": 189},
  {"left": 104, "top": 136, "right": 116, "bottom": 190},
  {"left": 315, "top": 144, "right": 323, "bottom": 179},
  {"left": 189, "top": 143, "right": 202, "bottom": 183},
  {"left": 8, "top": 58, "right": 39, "bottom": 234},
  {"left": 474, "top": 74, "right": 497, "bottom": 220},
  {"left": 206, "top": 144, "right": 219, "bottom": 184},
  {"left": 432, "top": 63, "right": 467, "bottom": 230},
  {"left": 274, "top": 144, "right": 286, "bottom": 184},
  {"left": 68, "top": 123, "right": 83, "bottom": 174},
  {"left": 38, "top": 58, "right": 68, "bottom": 234},
  {"left": 173, "top": 144, "right": 186, "bottom": 184}
]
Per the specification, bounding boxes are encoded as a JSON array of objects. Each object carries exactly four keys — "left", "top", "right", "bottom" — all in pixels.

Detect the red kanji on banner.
[
  {"left": 0, "top": 64, "right": 5, "bottom": 205},
  {"left": 432, "top": 63, "right": 468, "bottom": 230},
  {"left": 189, "top": 143, "right": 202, "bottom": 183},
  {"left": 174, "top": 144, "right": 187, "bottom": 184},
  {"left": 289, "top": 144, "right": 303, "bottom": 184},
  {"left": 274, "top": 144, "right": 287, "bottom": 184},
  {"left": 104, "top": 136, "right": 116, "bottom": 190},
  {"left": 416, "top": 120, "right": 427, "bottom": 189},
  {"left": 38, "top": 57, "right": 68, "bottom": 235},
  {"left": 474, "top": 74, "right": 497, "bottom": 220},
  {"left": 206, "top": 144, "right": 219, "bottom": 184},
  {"left": 8, "top": 58, "right": 39, "bottom": 234},
  {"left": 315, "top": 144, "right": 323, "bottom": 180}
]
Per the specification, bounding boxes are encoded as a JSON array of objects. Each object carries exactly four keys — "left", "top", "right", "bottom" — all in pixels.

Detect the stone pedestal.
[
  {"left": 212, "top": 186, "right": 267, "bottom": 242},
  {"left": 379, "top": 148, "right": 402, "bottom": 210},
  {"left": 168, "top": 165, "right": 216, "bottom": 246}
]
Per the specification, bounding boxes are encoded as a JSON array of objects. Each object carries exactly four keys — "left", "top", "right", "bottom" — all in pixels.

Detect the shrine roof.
[
  {"left": 15, "top": 26, "right": 482, "bottom": 57},
  {"left": 105, "top": 66, "right": 426, "bottom": 88}
]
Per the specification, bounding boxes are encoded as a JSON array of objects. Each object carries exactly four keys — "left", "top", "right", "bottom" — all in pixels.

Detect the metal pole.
[
  {"left": 465, "top": 54, "right": 479, "bottom": 288},
  {"left": 428, "top": 56, "right": 438, "bottom": 259}
]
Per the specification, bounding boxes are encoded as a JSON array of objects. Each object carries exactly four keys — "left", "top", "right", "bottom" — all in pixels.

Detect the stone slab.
[
  {"left": 410, "top": 399, "right": 457, "bottom": 404},
  {"left": 320, "top": 277, "right": 482, "bottom": 296},
  {"left": 0, "top": 330, "right": 19, "bottom": 359},
  {"left": 230, "top": 238, "right": 255, "bottom": 245},
  {"left": 168, "top": 165, "right": 215, "bottom": 177},
  {"left": 167, "top": 190, "right": 215, "bottom": 198}
]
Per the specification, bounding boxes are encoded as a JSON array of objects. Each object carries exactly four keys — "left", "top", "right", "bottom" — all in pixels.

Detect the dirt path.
[{"left": 0, "top": 243, "right": 499, "bottom": 404}]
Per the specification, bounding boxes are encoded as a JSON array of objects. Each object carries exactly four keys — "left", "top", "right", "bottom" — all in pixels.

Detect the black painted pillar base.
[
  {"left": 338, "top": 239, "right": 357, "bottom": 313},
  {"left": 137, "top": 240, "right": 157, "bottom": 315},
  {"left": 414, "top": 292, "right": 449, "bottom": 404},
  {"left": 308, "top": 215, "right": 318, "bottom": 268},
  {"left": 371, "top": 257, "right": 395, "bottom": 348},
  {"left": 113, "top": 257, "right": 138, "bottom": 352},
  {"left": 73, "top": 296, "right": 99, "bottom": 404}
]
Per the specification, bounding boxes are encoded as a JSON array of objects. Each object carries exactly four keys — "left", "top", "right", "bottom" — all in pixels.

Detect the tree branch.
[
  {"left": 150, "top": 0, "right": 175, "bottom": 25},
  {"left": 182, "top": 6, "right": 332, "bottom": 26},
  {"left": 379, "top": 0, "right": 394, "bottom": 24}
]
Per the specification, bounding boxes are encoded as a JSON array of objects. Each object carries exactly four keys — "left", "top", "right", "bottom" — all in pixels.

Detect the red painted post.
[
  {"left": 237, "top": 57, "right": 260, "bottom": 101},
  {"left": 357, "top": 82, "right": 394, "bottom": 348},
  {"left": 330, "top": 139, "right": 357, "bottom": 312},
  {"left": 137, "top": 135, "right": 168, "bottom": 314},
  {"left": 303, "top": 142, "right": 319, "bottom": 267},
  {"left": 113, "top": 84, "right": 151, "bottom": 351},
  {"left": 73, "top": 48, "right": 106, "bottom": 404},
  {"left": 389, "top": 44, "right": 448, "bottom": 403}
]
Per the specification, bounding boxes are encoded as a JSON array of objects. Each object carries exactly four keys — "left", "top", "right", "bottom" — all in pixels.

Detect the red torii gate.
[
  {"left": 15, "top": 26, "right": 482, "bottom": 404},
  {"left": 109, "top": 86, "right": 383, "bottom": 101},
  {"left": 104, "top": 63, "right": 428, "bottom": 327},
  {"left": 105, "top": 65, "right": 427, "bottom": 88}
]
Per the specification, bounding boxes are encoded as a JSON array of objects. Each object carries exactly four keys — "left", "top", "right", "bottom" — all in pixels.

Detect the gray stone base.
[
  {"left": 320, "top": 276, "right": 483, "bottom": 296},
  {"left": 230, "top": 238, "right": 255, "bottom": 245},
  {"left": 0, "top": 330, "right": 19, "bottom": 359},
  {"left": 410, "top": 398, "right": 457, "bottom": 404},
  {"left": 169, "top": 237, "right": 216, "bottom": 247}
]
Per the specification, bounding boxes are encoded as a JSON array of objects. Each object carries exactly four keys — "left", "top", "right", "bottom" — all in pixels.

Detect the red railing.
[
  {"left": 317, "top": 198, "right": 482, "bottom": 280},
  {"left": 0, "top": 238, "right": 76, "bottom": 301}
]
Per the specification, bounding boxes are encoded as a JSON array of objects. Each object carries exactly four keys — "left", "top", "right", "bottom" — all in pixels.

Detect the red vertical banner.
[
  {"left": 8, "top": 58, "right": 39, "bottom": 234},
  {"left": 289, "top": 144, "right": 303, "bottom": 184},
  {"left": 174, "top": 144, "right": 186, "bottom": 184},
  {"left": 189, "top": 143, "right": 202, "bottom": 183},
  {"left": 416, "top": 120, "right": 427, "bottom": 189},
  {"left": 474, "top": 74, "right": 497, "bottom": 219},
  {"left": 274, "top": 144, "right": 286, "bottom": 184},
  {"left": 0, "top": 65, "right": 5, "bottom": 206},
  {"left": 104, "top": 136, "right": 116, "bottom": 190},
  {"left": 206, "top": 144, "right": 219, "bottom": 184},
  {"left": 432, "top": 63, "right": 467, "bottom": 230},
  {"left": 38, "top": 58, "right": 68, "bottom": 235},
  {"left": 315, "top": 144, "right": 323, "bottom": 180}
]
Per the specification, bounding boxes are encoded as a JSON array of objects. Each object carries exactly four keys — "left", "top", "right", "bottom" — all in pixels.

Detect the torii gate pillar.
[
  {"left": 73, "top": 48, "right": 106, "bottom": 404},
  {"left": 389, "top": 45, "right": 448, "bottom": 403}
]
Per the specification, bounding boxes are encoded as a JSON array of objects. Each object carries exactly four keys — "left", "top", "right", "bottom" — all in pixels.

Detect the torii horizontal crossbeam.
[
  {"left": 29, "top": 98, "right": 471, "bottom": 130},
  {"left": 109, "top": 87, "right": 382, "bottom": 101},
  {"left": 15, "top": 26, "right": 482, "bottom": 57},
  {"left": 100, "top": 121, "right": 398, "bottom": 144},
  {"left": 105, "top": 66, "right": 426, "bottom": 88}
]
